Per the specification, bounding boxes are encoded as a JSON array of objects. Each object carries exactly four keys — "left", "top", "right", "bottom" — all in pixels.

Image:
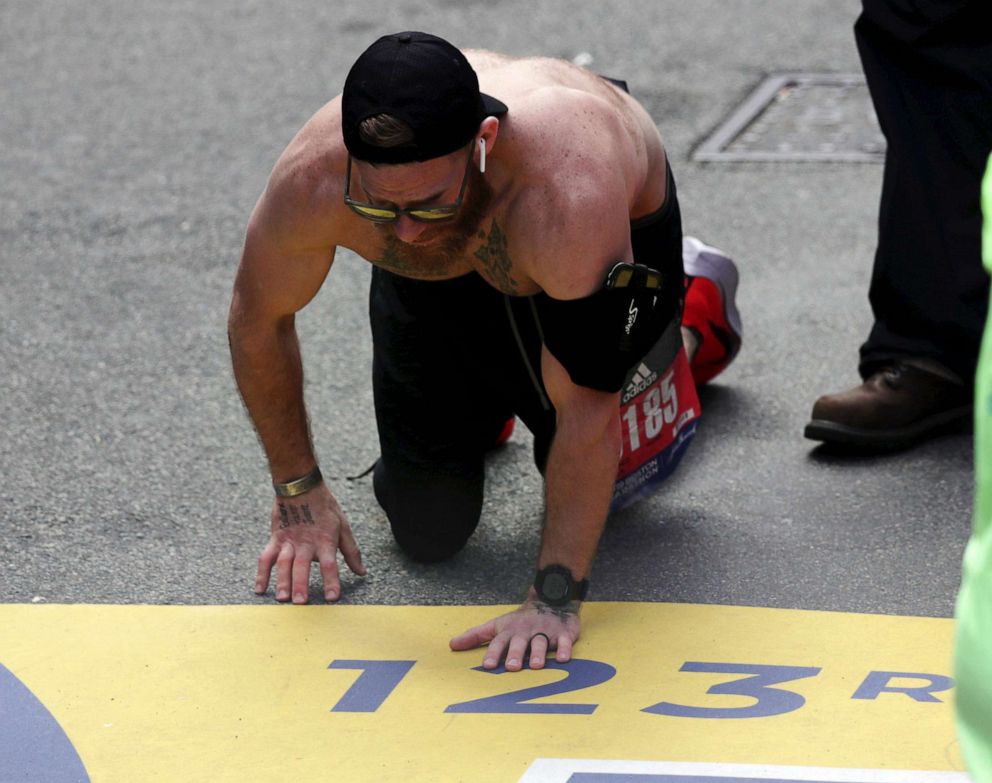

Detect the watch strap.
[{"left": 534, "top": 564, "right": 588, "bottom": 606}]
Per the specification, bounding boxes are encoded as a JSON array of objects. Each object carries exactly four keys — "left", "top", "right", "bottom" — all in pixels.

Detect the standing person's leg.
[
  {"left": 858, "top": 0, "right": 991, "bottom": 379},
  {"left": 805, "top": 0, "right": 992, "bottom": 449},
  {"left": 370, "top": 268, "right": 517, "bottom": 562}
]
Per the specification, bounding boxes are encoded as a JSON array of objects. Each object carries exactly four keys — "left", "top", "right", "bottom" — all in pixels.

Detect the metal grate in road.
[{"left": 693, "top": 73, "right": 885, "bottom": 163}]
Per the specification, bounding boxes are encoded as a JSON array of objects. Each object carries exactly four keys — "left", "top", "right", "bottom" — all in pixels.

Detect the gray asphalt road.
[{"left": 0, "top": 0, "right": 972, "bottom": 616}]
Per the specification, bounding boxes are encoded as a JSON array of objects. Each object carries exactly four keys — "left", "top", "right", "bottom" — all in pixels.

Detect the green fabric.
[{"left": 955, "top": 152, "right": 992, "bottom": 783}]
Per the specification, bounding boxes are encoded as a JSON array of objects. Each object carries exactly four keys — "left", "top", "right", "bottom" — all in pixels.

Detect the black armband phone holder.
[{"left": 532, "top": 261, "right": 681, "bottom": 392}]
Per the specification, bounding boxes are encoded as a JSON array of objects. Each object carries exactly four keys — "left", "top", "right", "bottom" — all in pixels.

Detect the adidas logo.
[{"left": 622, "top": 362, "right": 658, "bottom": 403}]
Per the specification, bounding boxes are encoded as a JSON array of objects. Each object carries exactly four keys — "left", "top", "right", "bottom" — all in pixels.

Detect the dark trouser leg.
[
  {"left": 804, "top": 0, "right": 990, "bottom": 448},
  {"left": 856, "top": 0, "right": 992, "bottom": 383},
  {"left": 371, "top": 459, "right": 485, "bottom": 563},
  {"left": 369, "top": 268, "right": 553, "bottom": 562}
]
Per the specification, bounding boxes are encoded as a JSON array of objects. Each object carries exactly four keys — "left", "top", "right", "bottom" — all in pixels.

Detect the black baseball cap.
[{"left": 342, "top": 31, "right": 508, "bottom": 165}]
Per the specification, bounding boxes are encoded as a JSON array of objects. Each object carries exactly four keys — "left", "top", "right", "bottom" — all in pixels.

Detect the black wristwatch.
[{"left": 533, "top": 565, "right": 589, "bottom": 607}]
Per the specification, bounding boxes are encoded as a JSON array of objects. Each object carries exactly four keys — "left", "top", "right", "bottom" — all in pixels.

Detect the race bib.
[{"left": 611, "top": 323, "right": 701, "bottom": 511}]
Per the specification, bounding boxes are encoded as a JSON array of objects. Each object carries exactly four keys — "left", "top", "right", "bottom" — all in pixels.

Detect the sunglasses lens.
[
  {"left": 351, "top": 205, "right": 399, "bottom": 222},
  {"left": 409, "top": 208, "right": 457, "bottom": 222}
]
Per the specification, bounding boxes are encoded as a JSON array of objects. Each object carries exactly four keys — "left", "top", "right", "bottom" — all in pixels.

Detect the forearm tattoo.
[{"left": 278, "top": 502, "right": 315, "bottom": 529}]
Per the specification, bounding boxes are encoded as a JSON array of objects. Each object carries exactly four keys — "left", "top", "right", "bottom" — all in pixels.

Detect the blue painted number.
[
  {"left": 328, "top": 659, "right": 946, "bottom": 717},
  {"left": 643, "top": 661, "right": 821, "bottom": 719},
  {"left": 328, "top": 660, "right": 416, "bottom": 712},
  {"left": 445, "top": 659, "right": 617, "bottom": 714}
]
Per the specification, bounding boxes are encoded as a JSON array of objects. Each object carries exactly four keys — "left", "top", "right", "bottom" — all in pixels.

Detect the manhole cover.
[{"left": 693, "top": 73, "right": 885, "bottom": 162}]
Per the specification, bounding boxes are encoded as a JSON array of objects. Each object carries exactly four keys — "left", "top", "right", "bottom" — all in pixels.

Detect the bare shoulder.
[
  {"left": 504, "top": 119, "right": 633, "bottom": 300},
  {"left": 234, "top": 99, "right": 349, "bottom": 317},
  {"left": 477, "top": 55, "right": 639, "bottom": 120},
  {"left": 485, "top": 64, "right": 651, "bottom": 211},
  {"left": 249, "top": 97, "right": 349, "bottom": 253},
  {"left": 479, "top": 54, "right": 665, "bottom": 200},
  {"left": 483, "top": 60, "right": 665, "bottom": 299}
]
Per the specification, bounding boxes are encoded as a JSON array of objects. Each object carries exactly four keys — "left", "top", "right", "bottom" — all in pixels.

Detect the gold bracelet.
[{"left": 273, "top": 466, "right": 323, "bottom": 498}]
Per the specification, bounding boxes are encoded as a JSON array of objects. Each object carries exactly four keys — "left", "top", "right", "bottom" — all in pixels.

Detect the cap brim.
[{"left": 481, "top": 92, "right": 508, "bottom": 118}]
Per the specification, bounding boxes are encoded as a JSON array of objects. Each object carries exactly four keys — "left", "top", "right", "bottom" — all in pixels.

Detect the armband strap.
[
  {"left": 273, "top": 466, "right": 323, "bottom": 498},
  {"left": 533, "top": 263, "right": 681, "bottom": 393}
]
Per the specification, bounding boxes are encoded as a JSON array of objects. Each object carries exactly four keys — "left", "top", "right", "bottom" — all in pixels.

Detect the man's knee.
[{"left": 372, "top": 459, "right": 483, "bottom": 563}]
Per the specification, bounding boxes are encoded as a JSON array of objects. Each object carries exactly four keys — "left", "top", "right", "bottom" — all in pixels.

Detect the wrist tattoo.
[
  {"left": 278, "top": 502, "right": 315, "bottom": 529},
  {"left": 534, "top": 600, "right": 579, "bottom": 622}
]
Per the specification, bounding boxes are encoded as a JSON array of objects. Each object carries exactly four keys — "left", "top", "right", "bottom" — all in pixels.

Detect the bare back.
[
  {"left": 243, "top": 49, "right": 671, "bottom": 313},
  {"left": 469, "top": 50, "right": 668, "bottom": 208}
]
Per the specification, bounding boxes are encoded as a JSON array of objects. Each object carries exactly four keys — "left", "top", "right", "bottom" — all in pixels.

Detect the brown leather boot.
[{"left": 805, "top": 362, "right": 971, "bottom": 449}]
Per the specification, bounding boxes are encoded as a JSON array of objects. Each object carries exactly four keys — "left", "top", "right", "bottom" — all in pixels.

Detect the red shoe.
[
  {"left": 682, "top": 236, "right": 742, "bottom": 386},
  {"left": 493, "top": 416, "right": 515, "bottom": 447}
]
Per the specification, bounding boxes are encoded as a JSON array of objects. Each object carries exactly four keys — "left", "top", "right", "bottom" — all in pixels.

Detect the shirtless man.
[{"left": 228, "top": 32, "right": 741, "bottom": 672}]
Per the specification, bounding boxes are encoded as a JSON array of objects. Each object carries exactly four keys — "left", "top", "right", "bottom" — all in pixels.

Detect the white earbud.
[{"left": 479, "top": 138, "right": 486, "bottom": 173}]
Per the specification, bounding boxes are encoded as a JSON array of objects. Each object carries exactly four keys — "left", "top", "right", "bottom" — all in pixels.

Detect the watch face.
[{"left": 542, "top": 572, "right": 570, "bottom": 602}]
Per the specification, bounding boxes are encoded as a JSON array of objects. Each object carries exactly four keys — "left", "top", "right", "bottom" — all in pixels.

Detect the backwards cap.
[{"left": 342, "top": 31, "right": 507, "bottom": 164}]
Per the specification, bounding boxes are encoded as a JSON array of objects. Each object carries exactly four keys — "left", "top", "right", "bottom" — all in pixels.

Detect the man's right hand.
[{"left": 254, "top": 482, "right": 366, "bottom": 603}]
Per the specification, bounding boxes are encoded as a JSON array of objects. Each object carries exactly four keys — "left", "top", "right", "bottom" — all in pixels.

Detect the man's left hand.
[{"left": 449, "top": 598, "right": 581, "bottom": 671}]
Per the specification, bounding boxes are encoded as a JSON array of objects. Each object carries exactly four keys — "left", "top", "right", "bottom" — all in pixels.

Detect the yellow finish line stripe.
[{"left": 0, "top": 603, "right": 963, "bottom": 782}]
